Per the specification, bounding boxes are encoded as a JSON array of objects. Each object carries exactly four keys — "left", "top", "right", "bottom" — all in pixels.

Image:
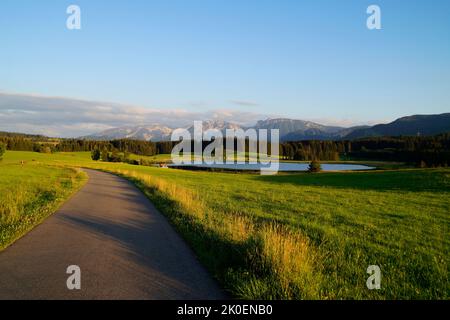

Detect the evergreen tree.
[{"left": 91, "top": 148, "right": 101, "bottom": 161}]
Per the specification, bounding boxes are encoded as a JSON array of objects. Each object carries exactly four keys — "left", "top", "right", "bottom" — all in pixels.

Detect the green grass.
[
  {"left": 0, "top": 160, "right": 87, "bottom": 250},
  {"left": 129, "top": 153, "right": 173, "bottom": 163},
  {"left": 0, "top": 150, "right": 94, "bottom": 164},
  {"left": 107, "top": 165, "right": 450, "bottom": 299},
  {"left": 2, "top": 151, "right": 449, "bottom": 299}
]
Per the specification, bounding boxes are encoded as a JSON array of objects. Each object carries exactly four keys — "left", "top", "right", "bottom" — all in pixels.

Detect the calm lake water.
[{"left": 170, "top": 162, "right": 375, "bottom": 172}]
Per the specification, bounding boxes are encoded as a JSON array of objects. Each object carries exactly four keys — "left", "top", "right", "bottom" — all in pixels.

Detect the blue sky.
[{"left": 0, "top": 0, "right": 449, "bottom": 136}]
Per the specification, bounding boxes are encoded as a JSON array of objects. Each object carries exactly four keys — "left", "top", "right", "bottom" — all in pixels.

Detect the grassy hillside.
[
  {"left": 0, "top": 161, "right": 87, "bottom": 250},
  {"left": 2, "top": 151, "right": 449, "bottom": 299}
]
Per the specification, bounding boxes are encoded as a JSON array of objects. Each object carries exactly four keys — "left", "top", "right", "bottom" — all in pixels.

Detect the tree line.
[
  {"left": 280, "top": 140, "right": 344, "bottom": 161},
  {"left": 280, "top": 133, "right": 450, "bottom": 167},
  {"left": 1, "top": 132, "right": 449, "bottom": 167},
  {"left": 0, "top": 136, "right": 175, "bottom": 156}
]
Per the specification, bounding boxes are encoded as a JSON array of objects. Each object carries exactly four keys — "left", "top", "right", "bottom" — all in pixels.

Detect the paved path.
[{"left": 0, "top": 169, "right": 225, "bottom": 300}]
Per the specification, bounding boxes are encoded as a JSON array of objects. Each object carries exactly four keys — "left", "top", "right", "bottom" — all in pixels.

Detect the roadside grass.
[
  {"left": 112, "top": 168, "right": 323, "bottom": 299},
  {"left": 3, "top": 151, "right": 449, "bottom": 299},
  {"left": 0, "top": 161, "right": 87, "bottom": 250}
]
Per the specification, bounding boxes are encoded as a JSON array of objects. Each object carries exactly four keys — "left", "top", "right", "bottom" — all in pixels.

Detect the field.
[
  {"left": 0, "top": 160, "right": 87, "bottom": 250},
  {"left": 1, "top": 151, "right": 449, "bottom": 299}
]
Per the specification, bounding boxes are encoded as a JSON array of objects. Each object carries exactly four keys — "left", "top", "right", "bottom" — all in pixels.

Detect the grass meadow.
[
  {"left": 1, "top": 151, "right": 449, "bottom": 299},
  {"left": 0, "top": 160, "right": 87, "bottom": 250}
]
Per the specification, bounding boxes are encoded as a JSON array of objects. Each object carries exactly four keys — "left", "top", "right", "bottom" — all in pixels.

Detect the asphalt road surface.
[{"left": 0, "top": 169, "right": 225, "bottom": 300}]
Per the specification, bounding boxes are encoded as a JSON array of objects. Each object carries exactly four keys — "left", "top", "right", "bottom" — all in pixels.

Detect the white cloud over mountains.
[
  {"left": 0, "top": 92, "right": 268, "bottom": 138},
  {"left": 0, "top": 92, "right": 379, "bottom": 138}
]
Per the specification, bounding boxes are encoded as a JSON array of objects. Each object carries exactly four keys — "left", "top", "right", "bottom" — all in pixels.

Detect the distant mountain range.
[
  {"left": 344, "top": 113, "right": 450, "bottom": 139},
  {"left": 84, "top": 124, "right": 173, "bottom": 142},
  {"left": 82, "top": 113, "right": 450, "bottom": 142}
]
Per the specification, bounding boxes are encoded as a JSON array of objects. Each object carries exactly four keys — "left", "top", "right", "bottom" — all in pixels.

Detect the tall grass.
[
  {"left": 0, "top": 165, "right": 87, "bottom": 250},
  {"left": 112, "top": 168, "right": 323, "bottom": 299},
  {"left": 0, "top": 187, "right": 29, "bottom": 223}
]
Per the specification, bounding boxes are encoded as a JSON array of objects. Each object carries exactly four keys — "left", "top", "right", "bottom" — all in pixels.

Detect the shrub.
[
  {"left": 108, "top": 149, "right": 123, "bottom": 162},
  {"left": 418, "top": 160, "right": 427, "bottom": 168},
  {"left": 41, "top": 146, "right": 52, "bottom": 154},
  {"left": 308, "top": 160, "right": 321, "bottom": 173},
  {"left": 125, "top": 159, "right": 140, "bottom": 165},
  {"left": 101, "top": 148, "right": 109, "bottom": 162},
  {"left": 140, "top": 159, "right": 152, "bottom": 166}
]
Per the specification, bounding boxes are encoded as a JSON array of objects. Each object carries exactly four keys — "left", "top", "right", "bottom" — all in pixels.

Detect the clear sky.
[{"left": 1, "top": 0, "right": 450, "bottom": 133}]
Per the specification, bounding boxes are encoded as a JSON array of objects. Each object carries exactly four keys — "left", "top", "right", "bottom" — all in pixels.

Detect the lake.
[{"left": 169, "top": 162, "right": 375, "bottom": 172}]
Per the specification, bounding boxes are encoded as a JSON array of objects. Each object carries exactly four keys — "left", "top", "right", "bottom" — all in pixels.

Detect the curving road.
[{"left": 0, "top": 169, "right": 225, "bottom": 300}]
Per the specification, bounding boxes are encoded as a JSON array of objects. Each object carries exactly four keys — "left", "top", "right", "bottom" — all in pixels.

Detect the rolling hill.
[{"left": 345, "top": 113, "right": 450, "bottom": 139}]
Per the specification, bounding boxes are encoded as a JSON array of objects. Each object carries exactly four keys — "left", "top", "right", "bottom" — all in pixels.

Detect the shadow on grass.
[{"left": 253, "top": 169, "right": 450, "bottom": 193}]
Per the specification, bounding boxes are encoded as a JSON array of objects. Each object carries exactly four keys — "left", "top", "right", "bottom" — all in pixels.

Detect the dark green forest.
[
  {"left": 0, "top": 134, "right": 174, "bottom": 156},
  {"left": 1, "top": 131, "right": 449, "bottom": 167},
  {"left": 280, "top": 134, "right": 450, "bottom": 166}
]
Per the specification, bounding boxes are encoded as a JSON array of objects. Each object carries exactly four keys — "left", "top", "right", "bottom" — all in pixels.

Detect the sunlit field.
[
  {"left": 0, "top": 160, "right": 86, "bottom": 250},
  {"left": 1, "top": 151, "right": 449, "bottom": 299}
]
